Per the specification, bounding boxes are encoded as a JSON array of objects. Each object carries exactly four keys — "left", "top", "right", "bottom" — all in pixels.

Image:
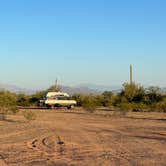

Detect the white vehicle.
[{"left": 43, "top": 92, "right": 77, "bottom": 109}]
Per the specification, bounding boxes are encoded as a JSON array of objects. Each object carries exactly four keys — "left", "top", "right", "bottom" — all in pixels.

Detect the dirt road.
[{"left": 0, "top": 109, "right": 166, "bottom": 166}]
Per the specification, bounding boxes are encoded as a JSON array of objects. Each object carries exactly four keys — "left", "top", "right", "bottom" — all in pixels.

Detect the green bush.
[
  {"left": 0, "top": 90, "right": 17, "bottom": 107},
  {"left": 81, "top": 95, "right": 98, "bottom": 113},
  {"left": 17, "top": 93, "right": 30, "bottom": 106},
  {"left": 121, "top": 82, "right": 145, "bottom": 103},
  {"left": 155, "top": 101, "right": 166, "bottom": 112},
  {"left": 0, "top": 91, "right": 18, "bottom": 119},
  {"left": 144, "top": 87, "right": 163, "bottom": 105},
  {"left": 72, "top": 94, "right": 84, "bottom": 106},
  {"left": 29, "top": 91, "right": 46, "bottom": 106},
  {"left": 118, "top": 102, "right": 133, "bottom": 111},
  {"left": 102, "top": 91, "right": 113, "bottom": 107},
  {"left": 131, "top": 103, "right": 148, "bottom": 112}
]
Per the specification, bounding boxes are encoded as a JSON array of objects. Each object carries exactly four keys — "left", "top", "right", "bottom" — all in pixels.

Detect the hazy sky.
[{"left": 0, "top": 0, "right": 166, "bottom": 89}]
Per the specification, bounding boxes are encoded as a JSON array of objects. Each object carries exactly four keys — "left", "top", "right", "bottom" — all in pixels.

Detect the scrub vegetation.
[
  {"left": 0, "top": 82, "right": 166, "bottom": 116},
  {"left": 73, "top": 82, "right": 166, "bottom": 113}
]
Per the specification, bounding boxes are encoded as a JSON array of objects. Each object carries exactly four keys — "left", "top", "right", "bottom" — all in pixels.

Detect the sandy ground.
[{"left": 0, "top": 109, "right": 166, "bottom": 166}]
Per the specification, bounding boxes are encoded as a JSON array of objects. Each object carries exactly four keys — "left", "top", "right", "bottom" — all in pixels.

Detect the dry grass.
[{"left": 0, "top": 108, "right": 166, "bottom": 166}]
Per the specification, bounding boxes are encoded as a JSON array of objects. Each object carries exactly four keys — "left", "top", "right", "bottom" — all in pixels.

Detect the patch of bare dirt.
[{"left": 0, "top": 109, "right": 166, "bottom": 166}]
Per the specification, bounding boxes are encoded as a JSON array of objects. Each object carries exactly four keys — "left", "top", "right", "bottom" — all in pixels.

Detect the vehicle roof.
[{"left": 46, "top": 92, "right": 70, "bottom": 97}]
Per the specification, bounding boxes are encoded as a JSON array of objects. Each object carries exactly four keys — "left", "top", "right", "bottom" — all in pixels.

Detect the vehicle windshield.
[{"left": 46, "top": 96, "right": 72, "bottom": 100}]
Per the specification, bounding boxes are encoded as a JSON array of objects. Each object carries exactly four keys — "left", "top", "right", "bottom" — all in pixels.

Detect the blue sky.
[{"left": 0, "top": 0, "right": 166, "bottom": 89}]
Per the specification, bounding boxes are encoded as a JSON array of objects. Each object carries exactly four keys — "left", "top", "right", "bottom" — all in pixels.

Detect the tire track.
[
  {"left": 0, "top": 154, "right": 8, "bottom": 166},
  {"left": 27, "top": 133, "right": 66, "bottom": 158}
]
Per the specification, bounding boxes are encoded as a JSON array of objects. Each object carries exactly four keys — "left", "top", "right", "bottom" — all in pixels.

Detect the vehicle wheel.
[
  {"left": 51, "top": 105, "right": 55, "bottom": 109},
  {"left": 46, "top": 105, "right": 51, "bottom": 109},
  {"left": 67, "top": 105, "right": 74, "bottom": 109}
]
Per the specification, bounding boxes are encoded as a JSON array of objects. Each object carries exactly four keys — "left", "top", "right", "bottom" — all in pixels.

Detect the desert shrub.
[
  {"left": 102, "top": 91, "right": 113, "bottom": 98},
  {"left": 144, "top": 87, "right": 163, "bottom": 105},
  {"left": 110, "top": 94, "right": 122, "bottom": 107},
  {"left": 72, "top": 94, "right": 85, "bottom": 106},
  {"left": 17, "top": 93, "right": 30, "bottom": 106},
  {"left": 0, "top": 90, "right": 17, "bottom": 107},
  {"left": 115, "top": 102, "right": 144, "bottom": 116},
  {"left": 106, "top": 94, "right": 119, "bottom": 107},
  {"left": 16, "top": 91, "right": 47, "bottom": 107},
  {"left": 73, "top": 92, "right": 117, "bottom": 110},
  {"left": 0, "top": 90, "right": 18, "bottom": 119},
  {"left": 23, "top": 111, "right": 36, "bottom": 121},
  {"left": 121, "top": 83, "right": 145, "bottom": 103},
  {"left": 72, "top": 94, "right": 102, "bottom": 109},
  {"left": 101, "top": 91, "right": 113, "bottom": 106},
  {"left": 131, "top": 103, "right": 148, "bottom": 112},
  {"left": 29, "top": 91, "right": 46, "bottom": 106},
  {"left": 82, "top": 95, "right": 98, "bottom": 113},
  {"left": 148, "top": 103, "right": 157, "bottom": 112},
  {"left": 112, "top": 83, "right": 166, "bottom": 113},
  {"left": 118, "top": 102, "right": 133, "bottom": 111},
  {"left": 157, "top": 101, "right": 166, "bottom": 112},
  {"left": 94, "top": 95, "right": 105, "bottom": 107}
]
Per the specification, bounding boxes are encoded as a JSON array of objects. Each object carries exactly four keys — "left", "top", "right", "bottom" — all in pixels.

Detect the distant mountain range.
[
  {"left": 61, "top": 85, "right": 99, "bottom": 94},
  {"left": 0, "top": 83, "right": 35, "bottom": 94},
  {"left": 0, "top": 83, "right": 166, "bottom": 95},
  {"left": 0, "top": 83, "right": 121, "bottom": 94},
  {"left": 78, "top": 83, "right": 121, "bottom": 92}
]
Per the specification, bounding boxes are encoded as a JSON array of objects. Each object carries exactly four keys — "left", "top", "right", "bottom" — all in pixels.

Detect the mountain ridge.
[{"left": 0, "top": 83, "right": 165, "bottom": 94}]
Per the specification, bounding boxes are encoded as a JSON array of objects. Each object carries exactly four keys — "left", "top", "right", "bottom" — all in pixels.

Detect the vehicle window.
[
  {"left": 57, "top": 96, "right": 65, "bottom": 100},
  {"left": 57, "top": 96, "right": 71, "bottom": 100},
  {"left": 47, "top": 96, "right": 72, "bottom": 100},
  {"left": 47, "top": 96, "right": 57, "bottom": 100}
]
